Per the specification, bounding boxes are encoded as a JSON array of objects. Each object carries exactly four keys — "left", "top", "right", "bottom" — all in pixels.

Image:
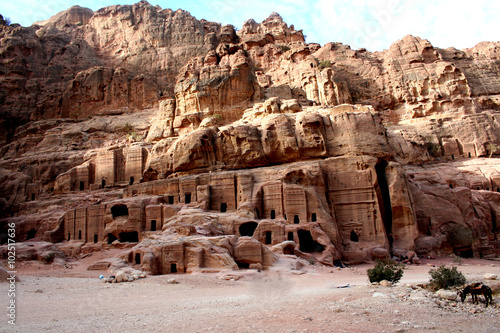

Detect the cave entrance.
[
  {"left": 239, "top": 222, "right": 258, "bottom": 237},
  {"left": 135, "top": 253, "right": 141, "bottom": 265},
  {"left": 294, "top": 215, "right": 300, "bottom": 224},
  {"left": 31, "top": 193, "right": 35, "bottom": 201},
  {"left": 151, "top": 220, "right": 157, "bottom": 231},
  {"left": 119, "top": 231, "right": 139, "bottom": 243},
  {"left": 297, "top": 230, "right": 324, "bottom": 253},
  {"left": 26, "top": 228, "right": 37, "bottom": 240},
  {"left": 375, "top": 159, "right": 393, "bottom": 245},
  {"left": 107, "top": 233, "right": 118, "bottom": 244},
  {"left": 265, "top": 231, "right": 272, "bottom": 245},
  {"left": 185, "top": 193, "right": 191, "bottom": 204},
  {"left": 129, "top": 177, "right": 134, "bottom": 185},
  {"left": 67, "top": 233, "right": 71, "bottom": 241},
  {"left": 220, "top": 203, "right": 227, "bottom": 213},
  {"left": 80, "top": 181, "right": 85, "bottom": 191},
  {"left": 270, "top": 209, "right": 276, "bottom": 219},
  {"left": 168, "top": 196, "right": 174, "bottom": 204},
  {"left": 94, "top": 234, "right": 98, "bottom": 243},
  {"left": 111, "top": 205, "right": 129, "bottom": 219},
  {"left": 311, "top": 213, "right": 317, "bottom": 222},
  {"left": 78, "top": 230, "right": 82, "bottom": 240},
  {"left": 350, "top": 230, "right": 359, "bottom": 242},
  {"left": 170, "top": 263, "right": 178, "bottom": 273},
  {"left": 288, "top": 232, "right": 294, "bottom": 241},
  {"left": 101, "top": 179, "right": 106, "bottom": 188}
]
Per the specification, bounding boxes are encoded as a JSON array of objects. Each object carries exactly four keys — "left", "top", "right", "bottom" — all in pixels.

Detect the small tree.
[
  {"left": 367, "top": 259, "right": 404, "bottom": 284},
  {"left": 318, "top": 60, "right": 332, "bottom": 70},
  {"left": 428, "top": 265, "right": 466, "bottom": 291},
  {"left": 487, "top": 143, "right": 499, "bottom": 158}
]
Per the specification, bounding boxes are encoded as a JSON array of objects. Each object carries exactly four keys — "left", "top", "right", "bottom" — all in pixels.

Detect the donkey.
[{"left": 459, "top": 283, "right": 493, "bottom": 307}]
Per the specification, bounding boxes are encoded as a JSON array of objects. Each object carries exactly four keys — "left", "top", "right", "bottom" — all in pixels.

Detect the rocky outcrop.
[{"left": 1, "top": 2, "right": 500, "bottom": 271}]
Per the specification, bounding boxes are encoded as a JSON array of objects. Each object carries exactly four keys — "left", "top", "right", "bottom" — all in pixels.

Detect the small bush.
[
  {"left": 426, "top": 142, "right": 442, "bottom": 157},
  {"left": 367, "top": 259, "right": 404, "bottom": 284},
  {"left": 279, "top": 45, "right": 291, "bottom": 53},
  {"left": 428, "top": 265, "right": 466, "bottom": 290},
  {"left": 318, "top": 60, "right": 332, "bottom": 70},
  {"left": 41, "top": 252, "right": 55, "bottom": 264}
]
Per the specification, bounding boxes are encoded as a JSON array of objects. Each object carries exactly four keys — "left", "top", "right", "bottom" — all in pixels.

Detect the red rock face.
[{"left": 1, "top": 3, "right": 500, "bottom": 269}]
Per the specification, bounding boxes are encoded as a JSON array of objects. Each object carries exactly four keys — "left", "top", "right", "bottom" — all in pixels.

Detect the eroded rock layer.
[{"left": 1, "top": 2, "right": 500, "bottom": 270}]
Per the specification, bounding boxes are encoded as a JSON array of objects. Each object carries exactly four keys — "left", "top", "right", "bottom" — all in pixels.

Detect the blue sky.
[{"left": 1, "top": 0, "right": 499, "bottom": 51}]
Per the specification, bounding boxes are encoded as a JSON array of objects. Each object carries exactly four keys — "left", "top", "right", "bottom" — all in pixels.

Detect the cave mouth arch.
[
  {"left": 111, "top": 204, "right": 129, "bottom": 219},
  {"left": 119, "top": 231, "right": 139, "bottom": 243},
  {"left": 239, "top": 222, "right": 258, "bottom": 237},
  {"left": 297, "top": 230, "right": 325, "bottom": 253}
]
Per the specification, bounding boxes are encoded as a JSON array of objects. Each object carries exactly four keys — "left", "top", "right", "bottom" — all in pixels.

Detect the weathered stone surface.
[{"left": 1, "top": 2, "right": 500, "bottom": 272}]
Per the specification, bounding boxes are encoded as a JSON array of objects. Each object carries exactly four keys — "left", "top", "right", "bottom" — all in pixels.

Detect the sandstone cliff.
[{"left": 1, "top": 2, "right": 499, "bottom": 271}]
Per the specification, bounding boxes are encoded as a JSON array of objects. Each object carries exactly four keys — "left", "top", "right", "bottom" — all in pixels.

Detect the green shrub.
[
  {"left": 426, "top": 142, "right": 442, "bottom": 157},
  {"left": 279, "top": 45, "right": 291, "bottom": 52},
  {"left": 41, "top": 252, "right": 55, "bottom": 264},
  {"left": 428, "top": 265, "right": 466, "bottom": 290},
  {"left": 367, "top": 259, "right": 404, "bottom": 284},
  {"left": 318, "top": 59, "right": 332, "bottom": 70}
]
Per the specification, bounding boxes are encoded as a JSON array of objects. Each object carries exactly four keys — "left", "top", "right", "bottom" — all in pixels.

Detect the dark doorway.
[
  {"left": 78, "top": 230, "right": 82, "bottom": 240},
  {"left": 311, "top": 213, "right": 317, "bottom": 222},
  {"left": 288, "top": 232, "right": 294, "bottom": 241},
  {"left": 220, "top": 203, "right": 227, "bottom": 212},
  {"left": 294, "top": 215, "right": 300, "bottom": 224},
  {"left": 350, "top": 230, "right": 359, "bottom": 242},
  {"left": 118, "top": 231, "right": 139, "bottom": 243},
  {"left": 237, "top": 262, "right": 250, "bottom": 269},
  {"left": 151, "top": 220, "right": 157, "bottom": 231},
  {"left": 80, "top": 181, "right": 85, "bottom": 191},
  {"left": 168, "top": 196, "right": 174, "bottom": 204},
  {"left": 129, "top": 177, "right": 134, "bottom": 185},
  {"left": 298, "top": 230, "right": 324, "bottom": 252},
  {"left": 111, "top": 205, "right": 129, "bottom": 219},
  {"left": 101, "top": 179, "right": 106, "bottom": 188},
  {"left": 185, "top": 193, "right": 191, "bottom": 204},
  {"left": 26, "top": 228, "right": 37, "bottom": 240},
  {"left": 375, "top": 160, "right": 393, "bottom": 236},
  {"left": 239, "top": 222, "right": 258, "bottom": 237},
  {"left": 265, "top": 231, "right": 272, "bottom": 245},
  {"left": 469, "top": 152, "right": 472, "bottom": 158},
  {"left": 270, "top": 209, "right": 276, "bottom": 219},
  {"left": 94, "top": 234, "right": 98, "bottom": 243},
  {"left": 135, "top": 253, "right": 141, "bottom": 265},
  {"left": 68, "top": 233, "right": 71, "bottom": 241},
  {"left": 170, "top": 263, "right": 178, "bottom": 273},
  {"left": 31, "top": 193, "right": 35, "bottom": 201},
  {"left": 107, "top": 233, "right": 118, "bottom": 244}
]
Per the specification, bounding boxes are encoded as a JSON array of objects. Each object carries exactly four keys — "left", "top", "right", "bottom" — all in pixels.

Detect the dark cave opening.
[
  {"left": 26, "top": 228, "right": 37, "bottom": 240},
  {"left": 239, "top": 222, "right": 258, "bottom": 237},
  {"left": 298, "top": 230, "right": 324, "bottom": 253},
  {"left": 375, "top": 160, "right": 393, "bottom": 245},
  {"left": 119, "top": 231, "right": 139, "bottom": 243},
  {"left": 111, "top": 204, "right": 129, "bottom": 219},
  {"left": 107, "top": 233, "right": 118, "bottom": 244}
]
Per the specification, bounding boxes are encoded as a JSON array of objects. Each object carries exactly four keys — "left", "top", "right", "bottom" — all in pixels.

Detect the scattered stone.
[
  {"left": 436, "top": 289, "right": 458, "bottom": 301},
  {"left": 167, "top": 278, "right": 179, "bottom": 284},
  {"left": 484, "top": 273, "right": 497, "bottom": 280},
  {"left": 380, "top": 280, "right": 392, "bottom": 287}
]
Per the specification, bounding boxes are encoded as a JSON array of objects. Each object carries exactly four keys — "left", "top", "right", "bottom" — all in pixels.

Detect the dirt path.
[{"left": 2, "top": 257, "right": 500, "bottom": 333}]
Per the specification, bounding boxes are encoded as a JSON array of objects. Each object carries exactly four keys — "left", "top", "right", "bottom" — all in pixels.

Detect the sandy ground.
[{"left": 1, "top": 254, "right": 500, "bottom": 333}]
